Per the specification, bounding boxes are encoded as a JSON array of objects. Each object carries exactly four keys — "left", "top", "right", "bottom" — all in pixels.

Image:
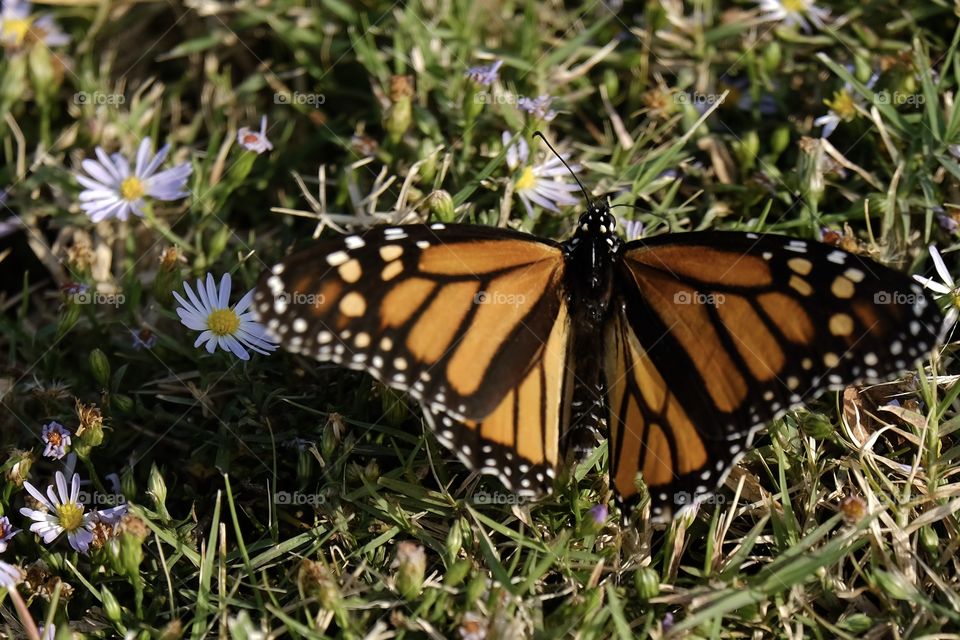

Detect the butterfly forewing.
[
  {"left": 608, "top": 231, "right": 942, "bottom": 519},
  {"left": 253, "top": 223, "right": 571, "bottom": 493}
]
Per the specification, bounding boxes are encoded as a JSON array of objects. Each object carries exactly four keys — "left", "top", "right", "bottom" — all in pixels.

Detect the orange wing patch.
[
  {"left": 418, "top": 240, "right": 559, "bottom": 275},
  {"left": 627, "top": 246, "right": 773, "bottom": 287},
  {"left": 407, "top": 280, "right": 479, "bottom": 363},
  {"left": 717, "top": 294, "right": 784, "bottom": 382},
  {"left": 446, "top": 260, "right": 559, "bottom": 396},
  {"left": 380, "top": 277, "right": 437, "bottom": 328}
]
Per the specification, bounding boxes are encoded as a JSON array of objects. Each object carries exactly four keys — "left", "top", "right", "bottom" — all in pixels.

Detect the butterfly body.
[{"left": 254, "top": 203, "right": 942, "bottom": 520}]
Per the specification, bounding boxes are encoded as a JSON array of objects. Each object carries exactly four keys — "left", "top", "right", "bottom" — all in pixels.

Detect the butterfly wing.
[
  {"left": 605, "top": 231, "right": 942, "bottom": 519},
  {"left": 253, "top": 223, "right": 571, "bottom": 494}
]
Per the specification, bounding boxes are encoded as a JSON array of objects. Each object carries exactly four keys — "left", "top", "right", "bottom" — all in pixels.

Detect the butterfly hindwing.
[
  {"left": 608, "top": 231, "right": 941, "bottom": 519},
  {"left": 253, "top": 223, "right": 570, "bottom": 493}
]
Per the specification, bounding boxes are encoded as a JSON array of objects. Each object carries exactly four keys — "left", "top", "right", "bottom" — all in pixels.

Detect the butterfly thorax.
[{"left": 562, "top": 202, "right": 621, "bottom": 330}]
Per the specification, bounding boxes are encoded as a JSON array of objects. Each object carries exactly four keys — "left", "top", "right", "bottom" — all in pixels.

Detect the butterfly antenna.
[{"left": 532, "top": 131, "right": 593, "bottom": 206}]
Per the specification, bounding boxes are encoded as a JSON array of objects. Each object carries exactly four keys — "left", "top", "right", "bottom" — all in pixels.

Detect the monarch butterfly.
[{"left": 253, "top": 148, "right": 942, "bottom": 521}]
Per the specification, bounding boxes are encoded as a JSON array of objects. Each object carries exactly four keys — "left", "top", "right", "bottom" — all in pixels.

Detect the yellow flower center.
[
  {"left": 119, "top": 176, "right": 145, "bottom": 201},
  {"left": 2, "top": 18, "right": 32, "bottom": 45},
  {"left": 47, "top": 432, "right": 62, "bottom": 446},
  {"left": 515, "top": 166, "right": 536, "bottom": 192},
  {"left": 781, "top": 0, "right": 808, "bottom": 12},
  {"left": 826, "top": 89, "right": 857, "bottom": 121},
  {"left": 56, "top": 502, "right": 85, "bottom": 532},
  {"left": 207, "top": 308, "right": 240, "bottom": 336}
]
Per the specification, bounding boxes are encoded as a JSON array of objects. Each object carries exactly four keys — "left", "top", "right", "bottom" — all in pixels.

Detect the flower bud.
[
  {"left": 153, "top": 247, "right": 184, "bottom": 306},
  {"left": 321, "top": 414, "right": 343, "bottom": 461},
  {"left": 56, "top": 302, "right": 80, "bottom": 340},
  {"left": 393, "top": 541, "right": 426, "bottom": 600},
  {"left": 101, "top": 584, "right": 123, "bottom": 623},
  {"left": 839, "top": 495, "right": 867, "bottom": 523},
  {"left": 634, "top": 567, "right": 660, "bottom": 602},
  {"left": 444, "top": 558, "right": 471, "bottom": 587},
  {"left": 919, "top": 524, "right": 939, "bottom": 555},
  {"left": 119, "top": 515, "right": 148, "bottom": 581},
  {"left": 89, "top": 348, "right": 111, "bottom": 389},
  {"left": 5, "top": 450, "right": 34, "bottom": 487},
  {"left": 874, "top": 569, "right": 914, "bottom": 601},
  {"left": 770, "top": 125, "right": 791, "bottom": 157},
  {"left": 445, "top": 518, "right": 464, "bottom": 559},
  {"left": 762, "top": 40, "right": 782, "bottom": 73},
  {"left": 799, "top": 412, "right": 835, "bottom": 441},
  {"left": 385, "top": 75, "right": 414, "bottom": 144},
  {"left": 298, "top": 559, "right": 341, "bottom": 609},
  {"left": 427, "top": 190, "right": 455, "bottom": 222},
  {"left": 148, "top": 464, "right": 170, "bottom": 519}
]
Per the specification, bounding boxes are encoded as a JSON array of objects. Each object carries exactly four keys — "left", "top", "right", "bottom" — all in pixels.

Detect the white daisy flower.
[
  {"left": 913, "top": 245, "right": 959, "bottom": 331},
  {"left": 237, "top": 115, "right": 273, "bottom": 154},
  {"left": 0, "top": 0, "right": 69, "bottom": 48},
  {"left": 173, "top": 272, "right": 278, "bottom": 360},
  {"left": 75, "top": 137, "right": 192, "bottom": 223},
  {"left": 41, "top": 421, "right": 70, "bottom": 460},
  {"left": 814, "top": 70, "right": 879, "bottom": 138},
  {"left": 503, "top": 132, "right": 581, "bottom": 218},
  {"left": 0, "top": 516, "right": 19, "bottom": 552},
  {"left": 19, "top": 471, "right": 94, "bottom": 554},
  {"left": 758, "top": 0, "right": 830, "bottom": 33},
  {"left": 0, "top": 560, "right": 23, "bottom": 588}
]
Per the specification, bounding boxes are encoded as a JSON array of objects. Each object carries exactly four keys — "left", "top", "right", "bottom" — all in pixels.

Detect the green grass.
[{"left": 1, "top": 0, "right": 960, "bottom": 637}]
